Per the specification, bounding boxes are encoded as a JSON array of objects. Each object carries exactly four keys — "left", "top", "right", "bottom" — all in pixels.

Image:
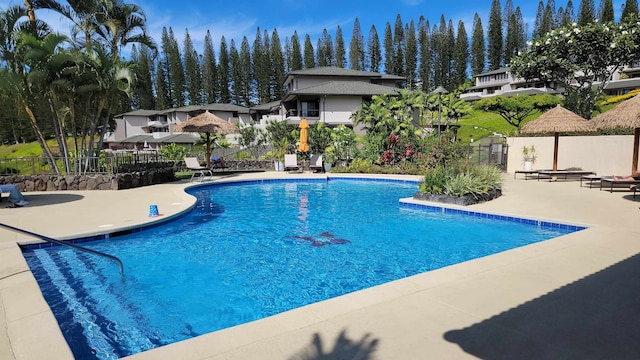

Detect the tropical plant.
[
  {"left": 308, "top": 122, "right": 332, "bottom": 155},
  {"left": 418, "top": 166, "right": 454, "bottom": 194},
  {"left": 160, "top": 143, "right": 188, "bottom": 160},
  {"left": 522, "top": 145, "right": 537, "bottom": 164},
  {"left": 419, "top": 164, "right": 502, "bottom": 198},
  {"left": 330, "top": 125, "right": 357, "bottom": 161}
]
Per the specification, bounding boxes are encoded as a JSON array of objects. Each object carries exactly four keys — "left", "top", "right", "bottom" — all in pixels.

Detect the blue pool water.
[{"left": 23, "top": 178, "right": 583, "bottom": 359}]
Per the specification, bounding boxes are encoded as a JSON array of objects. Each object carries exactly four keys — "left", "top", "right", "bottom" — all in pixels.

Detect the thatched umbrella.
[
  {"left": 174, "top": 110, "right": 240, "bottom": 167},
  {"left": 521, "top": 105, "right": 595, "bottom": 171},
  {"left": 592, "top": 94, "right": 640, "bottom": 174}
]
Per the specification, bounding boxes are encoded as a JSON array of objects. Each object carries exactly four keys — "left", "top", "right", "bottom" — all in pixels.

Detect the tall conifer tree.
[
  {"left": 452, "top": 20, "right": 469, "bottom": 89},
  {"left": 622, "top": 0, "right": 639, "bottom": 21},
  {"left": 392, "top": 14, "right": 405, "bottom": 75},
  {"left": 271, "top": 29, "right": 285, "bottom": 100},
  {"left": 487, "top": 0, "right": 503, "bottom": 70},
  {"left": 218, "top": 36, "right": 230, "bottom": 103},
  {"left": 229, "top": 39, "right": 241, "bottom": 104},
  {"left": 598, "top": 0, "right": 614, "bottom": 23},
  {"left": 154, "top": 60, "right": 169, "bottom": 110},
  {"left": 561, "top": 0, "right": 575, "bottom": 26},
  {"left": 383, "top": 22, "right": 393, "bottom": 73},
  {"left": 577, "top": 0, "right": 596, "bottom": 25},
  {"left": 405, "top": 20, "right": 418, "bottom": 88},
  {"left": 368, "top": 25, "right": 382, "bottom": 72},
  {"left": 290, "top": 32, "right": 303, "bottom": 71},
  {"left": 349, "top": 18, "right": 365, "bottom": 70},
  {"left": 334, "top": 26, "right": 346, "bottom": 68},
  {"left": 202, "top": 30, "right": 218, "bottom": 103},
  {"left": 533, "top": 1, "right": 545, "bottom": 38},
  {"left": 239, "top": 37, "right": 253, "bottom": 106},
  {"left": 131, "top": 45, "right": 155, "bottom": 109},
  {"left": 303, "top": 34, "right": 315, "bottom": 69},
  {"left": 470, "top": 13, "right": 486, "bottom": 76},
  {"left": 418, "top": 16, "right": 431, "bottom": 91},
  {"left": 183, "top": 30, "right": 203, "bottom": 105}
]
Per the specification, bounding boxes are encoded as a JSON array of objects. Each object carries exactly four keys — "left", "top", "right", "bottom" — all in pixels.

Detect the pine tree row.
[{"left": 130, "top": 0, "right": 640, "bottom": 111}]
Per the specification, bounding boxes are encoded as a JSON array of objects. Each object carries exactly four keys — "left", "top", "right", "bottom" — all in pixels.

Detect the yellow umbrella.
[{"left": 298, "top": 119, "right": 309, "bottom": 153}]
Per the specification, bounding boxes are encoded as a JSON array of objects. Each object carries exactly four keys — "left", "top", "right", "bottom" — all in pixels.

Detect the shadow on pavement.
[
  {"left": 14, "top": 193, "right": 85, "bottom": 207},
  {"left": 289, "top": 329, "right": 379, "bottom": 360},
  {"left": 444, "top": 253, "right": 640, "bottom": 359}
]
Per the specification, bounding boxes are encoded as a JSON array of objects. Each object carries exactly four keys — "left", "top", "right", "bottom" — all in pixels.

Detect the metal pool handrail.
[{"left": 0, "top": 223, "right": 124, "bottom": 275}]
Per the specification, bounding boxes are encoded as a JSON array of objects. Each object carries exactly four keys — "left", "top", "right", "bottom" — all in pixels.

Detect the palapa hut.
[
  {"left": 591, "top": 94, "right": 640, "bottom": 174},
  {"left": 174, "top": 110, "right": 240, "bottom": 167},
  {"left": 521, "top": 105, "right": 595, "bottom": 171}
]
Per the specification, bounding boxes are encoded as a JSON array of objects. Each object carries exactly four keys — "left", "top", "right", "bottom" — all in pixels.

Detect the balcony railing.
[{"left": 286, "top": 109, "right": 320, "bottom": 117}]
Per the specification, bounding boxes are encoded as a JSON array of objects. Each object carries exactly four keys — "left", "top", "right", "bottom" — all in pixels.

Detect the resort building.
[
  {"left": 265, "top": 67, "right": 404, "bottom": 132},
  {"left": 462, "top": 64, "right": 640, "bottom": 101},
  {"left": 105, "top": 67, "right": 405, "bottom": 149},
  {"left": 461, "top": 67, "right": 561, "bottom": 101},
  {"left": 105, "top": 103, "right": 251, "bottom": 150}
]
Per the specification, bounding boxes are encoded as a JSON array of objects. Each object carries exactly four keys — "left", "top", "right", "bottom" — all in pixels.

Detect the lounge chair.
[
  {"left": 310, "top": 154, "right": 323, "bottom": 172},
  {"left": 284, "top": 154, "right": 299, "bottom": 172},
  {"left": 536, "top": 169, "right": 595, "bottom": 181},
  {"left": 184, "top": 157, "right": 213, "bottom": 182},
  {"left": 600, "top": 177, "right": 640, "bottom": 192}
]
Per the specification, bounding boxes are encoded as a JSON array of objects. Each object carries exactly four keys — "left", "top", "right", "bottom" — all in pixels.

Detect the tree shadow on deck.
[
  {"left": 444, "top": 253, "right": 640, "bottom": 359},
  {"left": 289, "top": 329, "right": 379, "bottom": 360},
  {"left": 14, "top": 193, "right": 84, "bottom": 207}
]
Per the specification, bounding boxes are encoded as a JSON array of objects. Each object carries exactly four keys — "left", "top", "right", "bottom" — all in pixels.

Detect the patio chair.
[
  {"left": 310, "top": 154, "right": 323, "bottom": 172},
  {"left": 210, "top": 156, "right": 228, "bottom": 170},
  {"left": 284, "top": 154, "right": 299, "bottom": 172},
  {"left": 184, "top": 157, "right": 213, "bottom": 182}
]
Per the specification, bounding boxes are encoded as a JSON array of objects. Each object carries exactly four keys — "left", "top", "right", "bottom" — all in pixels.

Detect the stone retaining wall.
[{"left": 0, "top": 168, "right": 176, "bottom": 191}]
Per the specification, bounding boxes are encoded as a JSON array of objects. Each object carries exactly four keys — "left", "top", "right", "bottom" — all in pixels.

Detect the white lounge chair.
[
  {"left": 310, "top": 154, "right": 323, "bottom": 172},
  {"left": 284, "top": 154, "right": 299, "bottom": 171},
  {"left": 184, "top": 157, "right": 213, "bottom": 182}
]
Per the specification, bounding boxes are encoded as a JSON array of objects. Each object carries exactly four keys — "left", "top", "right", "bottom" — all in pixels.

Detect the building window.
[{"left": 301, "top": 100, "right": 319, "bottom": 117}]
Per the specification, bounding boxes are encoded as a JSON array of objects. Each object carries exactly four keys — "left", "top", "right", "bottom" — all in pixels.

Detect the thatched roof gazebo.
[
  {"left": 591, "top": 94, "right": 640, "bottom": 174},
  {"left": 521, "top": 105, "right": 596, "bottom": 171},
  {"left": 174, "top": 110, "right": 240, "bottom": 167}
]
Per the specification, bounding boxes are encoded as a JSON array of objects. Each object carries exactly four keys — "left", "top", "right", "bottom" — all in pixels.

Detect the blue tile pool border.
[
  {"left": 399, "top": 200, "right": 588, "bottom": 232},
  {"left": 20, "top": 176, "right": 585, "bottom": 251}
]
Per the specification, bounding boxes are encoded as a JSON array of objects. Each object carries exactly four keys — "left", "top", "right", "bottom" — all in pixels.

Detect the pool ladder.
[{"left": 0, "top": 223, "right": 124, "bottom": 275}]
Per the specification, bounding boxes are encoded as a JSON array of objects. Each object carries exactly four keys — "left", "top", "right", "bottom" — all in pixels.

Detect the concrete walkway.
[{"left": 1, "top": 173, "right": 639, "bottom": 359}]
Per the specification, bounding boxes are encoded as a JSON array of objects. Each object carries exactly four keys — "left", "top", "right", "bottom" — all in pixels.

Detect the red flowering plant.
[{"left": 379, "top": 133, "right": 422, "bottom": 167}]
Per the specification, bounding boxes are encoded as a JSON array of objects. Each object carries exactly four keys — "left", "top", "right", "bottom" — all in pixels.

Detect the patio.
[{"left": 1, "top": 172, "right": 639, "bottom": 359}]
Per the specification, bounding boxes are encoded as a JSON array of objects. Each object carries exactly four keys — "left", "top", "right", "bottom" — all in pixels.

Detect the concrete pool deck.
[{"left": 1, "top": 172, "right": 639, "bottom": 359}]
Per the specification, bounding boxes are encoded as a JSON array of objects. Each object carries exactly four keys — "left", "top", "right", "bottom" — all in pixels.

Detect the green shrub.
[
  {"left": 161, "top": 143, "right": 189, "bottom": 160},
  {"left": 418, "top": 166, "right": 454, "bottom": 194},
  {"left": 419, "top": 165, "right": 502, "bottom": 197},
  {"left": 233, "top": 151, "right": 252, "bottom": 160}
]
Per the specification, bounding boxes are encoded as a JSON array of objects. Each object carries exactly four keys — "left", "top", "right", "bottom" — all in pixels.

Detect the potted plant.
[
  {"left": 323, "top": 146, "right": 336, "bottom": 172},
  {"left": 522, "top": 145, "right": 537, "bottom": 171},
  {"left": 268, "top": 138, "right": 288, "bottom": 171}
]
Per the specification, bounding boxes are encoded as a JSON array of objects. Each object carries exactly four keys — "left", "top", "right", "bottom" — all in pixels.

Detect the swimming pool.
[{"left": 22, "top": 178, "right": 584, "bottom": 359}]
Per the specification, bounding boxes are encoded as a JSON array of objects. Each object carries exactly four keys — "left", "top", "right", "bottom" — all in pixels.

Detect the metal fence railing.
[
  {"left": 466, "top": 143, "right": 508, "bottom": 170},
  {"left": 0, "top": 152, "right": 174, "bottom": 176}
]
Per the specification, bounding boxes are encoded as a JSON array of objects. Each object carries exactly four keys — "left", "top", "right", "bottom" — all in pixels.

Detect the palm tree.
[
  {"left": 20, "top": 32, "right": 77, "bottom": 172},
  {"left": 33, "top": 0, "right": 155, "bottom": 158},
  {"left": 0, "top": 6, "right": 61, "bottom": 173}
]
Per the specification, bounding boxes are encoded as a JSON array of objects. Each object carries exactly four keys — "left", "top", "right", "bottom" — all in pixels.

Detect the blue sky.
[{"left": 0, "top": 0, "right": 629, "bottom": 55}]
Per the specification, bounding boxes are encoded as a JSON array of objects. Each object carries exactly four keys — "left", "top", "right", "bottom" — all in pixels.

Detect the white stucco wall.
[
  {"left": 322, "top": 96, "right": 361, "bottom": 125},
  {"left": 507, "top": 135, "right": 637, "bottom": 176}
]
